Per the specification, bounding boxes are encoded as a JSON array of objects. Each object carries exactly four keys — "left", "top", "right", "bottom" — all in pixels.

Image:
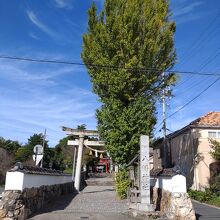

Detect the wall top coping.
[
  {"left": 8, "top": 163, "right": 71, "bottom": 176},
  {"left": 150, "top": 168, "right": 181, "bottom": 177}
]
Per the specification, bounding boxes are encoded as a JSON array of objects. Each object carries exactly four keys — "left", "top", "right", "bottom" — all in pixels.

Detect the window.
[
  {"left": 208, "top": 132, "right": 217, "bottom": 138},
  {"left": 208, "top": 131, "right": 220, "bottom": 138}
]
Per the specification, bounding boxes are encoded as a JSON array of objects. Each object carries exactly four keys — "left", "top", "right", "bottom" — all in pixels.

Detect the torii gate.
[{"left": 62, "top": 126, "right": 105, "bottom": 191}]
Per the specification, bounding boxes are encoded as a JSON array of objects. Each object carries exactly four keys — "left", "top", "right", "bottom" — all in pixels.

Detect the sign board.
[
  {"left": 68, "top": 140, "right": 79, "bottom": 146},
  {"left": 32, "top": 155, "right": 43, "bottom": 166},
  {"left": 68, "top": 140, "right": 105, "bottom": 147},
  {"left": 84, "top": 140, "right": 105, "bottom": 146},
  {"left": 33, "top": 145, "right": 43, "bottom": 155}
]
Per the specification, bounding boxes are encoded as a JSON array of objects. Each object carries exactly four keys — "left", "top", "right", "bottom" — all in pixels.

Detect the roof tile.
[{"left": 190, "top": 112, "right": 220, "bottom": 126}]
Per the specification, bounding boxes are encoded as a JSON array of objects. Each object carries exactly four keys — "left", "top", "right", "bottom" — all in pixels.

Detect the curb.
[{"left": 192, "top": 199, "right": 220, "bottom": 210}]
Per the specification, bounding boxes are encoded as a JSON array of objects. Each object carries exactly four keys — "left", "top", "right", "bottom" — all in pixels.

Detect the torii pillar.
[
  {"left": 74, "top": 135, "right": 84, "bottom": 191},
  {"left": 62, "top": 127, "right": 102, "bottom": 191}
]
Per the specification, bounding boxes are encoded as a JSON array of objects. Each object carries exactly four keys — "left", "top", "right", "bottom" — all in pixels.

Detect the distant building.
[{"left": 155, "top": 112, "right": 220, "bottom": 190}]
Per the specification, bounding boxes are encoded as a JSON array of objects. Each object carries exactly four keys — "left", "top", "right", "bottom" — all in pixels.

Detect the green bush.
[
  {"left": 188, "top": 188, "right": 219, "bottom": 206},
  {"left": 115, "top": 169, "right": 131, "bottom": 199},
  {"left": 208, "top": 196, "right": 220, "bottom": 207},
  {"left": 210, "top": 175, "right": 220, "bottom": 196},
  {"left": 188, "top": 189, "right": 207, "bottom": 202}
]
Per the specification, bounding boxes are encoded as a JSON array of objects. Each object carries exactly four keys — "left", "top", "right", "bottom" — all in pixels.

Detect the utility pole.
[
  {"left": 162, "top": 72, "right": 167, "bottom": 168},
  {"left": 41, "top": 129, "right": 46, "bottom": 168}
]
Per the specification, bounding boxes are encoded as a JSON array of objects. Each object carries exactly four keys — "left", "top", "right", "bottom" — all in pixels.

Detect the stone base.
[{"left": 129, "top": 203, "right": 155, "bottom": 212}]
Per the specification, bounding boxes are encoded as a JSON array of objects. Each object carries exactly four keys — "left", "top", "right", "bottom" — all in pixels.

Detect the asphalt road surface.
[{"left": 193, "top": 200, "right": 220, "bottom": 220}]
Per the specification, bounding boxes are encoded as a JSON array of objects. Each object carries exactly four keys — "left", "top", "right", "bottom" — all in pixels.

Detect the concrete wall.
[
  {"left": 150, "top": 174, "right": 186, "bottom": 193},
  {"left": 5, "top": 171, "right": 73, "bottom": 191},
  {"left": 169, "top": 129, "right": 197, "bottom": 188},
  {"left": 169, "top": 128, "right": 219, "bottom": 190},
  {"left": 196, "top": 129, "right": 218, "bottom": 189},
  {"left": 150, "top": 175, "right": 195, "bottom": 219}
]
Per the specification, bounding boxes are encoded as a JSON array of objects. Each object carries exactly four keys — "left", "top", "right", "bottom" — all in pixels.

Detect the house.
[{"left": 164, "top": 112, "right": 220, "bottom": 190}]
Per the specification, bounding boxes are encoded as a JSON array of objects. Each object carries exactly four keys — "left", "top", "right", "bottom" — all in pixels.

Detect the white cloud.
[
  {"left": 29, "top": 33, "right": 40, "bottom": 40},
  {"left": 0, "top": 58, "right": 99, "bottom": 146},
  {"left": 171, "top": 0, "right": 204, "bottom": 24},
  {"left": 0, "top": 59, "right": 84, "bottom": 86},
  {"left": 173, "top": 2, "right": 203, "bottom": 18},
  {"left": 54, "top": 0, "right": 73, "bottom": 9},
  {"left": 27, "top": 10, "right": 57, "bottom": 38}
]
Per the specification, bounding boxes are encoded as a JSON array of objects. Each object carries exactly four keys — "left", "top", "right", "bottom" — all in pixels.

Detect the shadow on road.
[
  {"left": 195, "top": 213, "right": 202, "bottom": 220},
  {"left": 29, "top": 192, "right": 77, "bottom": 218}
]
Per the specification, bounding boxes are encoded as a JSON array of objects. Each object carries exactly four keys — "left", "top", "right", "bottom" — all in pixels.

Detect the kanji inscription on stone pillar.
[{"left": 140, "top": 135, "right": 150, "bottom": 204}]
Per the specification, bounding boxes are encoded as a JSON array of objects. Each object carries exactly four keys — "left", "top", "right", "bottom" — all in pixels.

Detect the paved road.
[
  {"left": 193, "top": 200, "right": 220, "bottom": 220},
  {"left": 29, "top": 186, "right": 139, "bottom": 220}
]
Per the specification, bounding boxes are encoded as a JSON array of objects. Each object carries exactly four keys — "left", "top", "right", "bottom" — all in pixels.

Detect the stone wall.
[
  {"left": 0, "top": 182, "right": 75, "bottom": 220},
  {"left": 152, "top": 187, "right": 196, "bottom": 220}
]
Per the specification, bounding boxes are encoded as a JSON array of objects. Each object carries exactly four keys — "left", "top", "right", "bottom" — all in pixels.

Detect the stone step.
[{"left": 85, "top": 178, "right": 114, "bottom": 186}]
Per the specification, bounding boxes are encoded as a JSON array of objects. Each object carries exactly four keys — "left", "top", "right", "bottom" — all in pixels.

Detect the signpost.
[{"left": 33, "top": 145, "right": 44, "bottom": 166}]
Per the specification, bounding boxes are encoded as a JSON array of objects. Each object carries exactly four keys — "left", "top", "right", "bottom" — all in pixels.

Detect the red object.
[{"left": 98, "top": 158, "right": 110, "bottom": 173}]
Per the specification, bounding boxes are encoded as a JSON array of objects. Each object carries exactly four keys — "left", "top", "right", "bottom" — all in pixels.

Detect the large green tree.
[
  {"left": 0, "top": 137, "right": 21, "bottom": 155},
  {"left": 82, "top": 0, "right": 176, "bottom": 165}
]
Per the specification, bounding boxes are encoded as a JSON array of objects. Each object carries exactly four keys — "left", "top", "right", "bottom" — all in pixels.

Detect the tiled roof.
[
  {"left": 9, "top": 163, "right": 71, "bottom": 176},
  {"left": 150, "top": 168, "right": 178, "bottom": 177},
  {"left": 166, "top": 112, "right": 220, "bottom": 139},
  {"left": 190, "top": 112, "right": 220, "bottom": 127}
]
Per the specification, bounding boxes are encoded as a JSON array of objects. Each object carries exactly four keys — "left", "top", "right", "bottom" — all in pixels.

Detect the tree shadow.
[
  {"left": 195, "top": 213, "right": 202, "bottom": 220},
  {"left": 29, "top": 192, "right": 78, "bottom": 218}
]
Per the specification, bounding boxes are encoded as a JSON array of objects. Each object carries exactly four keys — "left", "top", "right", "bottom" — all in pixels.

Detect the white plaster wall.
[
  {"left": 5, "top": 172, "right": 24, "bottom": 191},
  {"left": 22, "top": 175, "right": 72, "bottom": 189},
  {"left": 172, "top": 175, "right": 186, "bottom": 193},
  {"left": 5, "top": 172, "right": 73, "bottom": 191},
  {"left": 150, "top": 175, "right": 186, "bottom": 193}
]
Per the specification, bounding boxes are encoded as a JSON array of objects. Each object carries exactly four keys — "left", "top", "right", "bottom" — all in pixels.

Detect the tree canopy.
[
  {"left": 0, "top": 137, "right": 21, "bottom": 155},
  {"left": 210, "top": 139, "right": 220, "bottom": 161},
  {"left": 82, "top": 0, "right": 176, "bottom": 165}
]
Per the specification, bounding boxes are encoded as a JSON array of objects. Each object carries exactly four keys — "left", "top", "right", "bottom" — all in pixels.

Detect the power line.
[
  {"left": 155, "top": 76, "right": 220, "bottom": 133},
  {"left": 168, "top": 77, "right": 220, "bottom": 118},
  {"left": 0, "top": 54, "right": 218, "bottom": 136},
  {"left": 0, "top": 54, "right": 220, "bottom": 76},
  {"left": 180, "top": 12, "right": 220, "bottom": 66},
  {"left": 197, "top": 49, "right": 220, "bottom": 72}
]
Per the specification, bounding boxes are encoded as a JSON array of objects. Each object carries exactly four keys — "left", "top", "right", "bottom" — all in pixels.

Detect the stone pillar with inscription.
[{"left": 137, "top": 135, "right": 154, "bottom": 211}]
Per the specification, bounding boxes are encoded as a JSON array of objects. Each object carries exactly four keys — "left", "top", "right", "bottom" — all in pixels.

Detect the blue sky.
[{"left": 0, "top": 0, "right": 219, "bottom": 146}]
